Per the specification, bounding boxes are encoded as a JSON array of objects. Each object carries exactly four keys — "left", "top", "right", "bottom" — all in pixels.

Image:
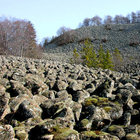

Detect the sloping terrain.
[
  {"left": 0, "top": 55, "right": 140, "bottom": 139},
  {"left": 45, "top": 23, "right": 140, "bottom": 63}
]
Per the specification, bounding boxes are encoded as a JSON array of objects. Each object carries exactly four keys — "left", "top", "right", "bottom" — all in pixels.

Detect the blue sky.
[{"left": 0, "top": 0, "right": 140, "bottom": 42}]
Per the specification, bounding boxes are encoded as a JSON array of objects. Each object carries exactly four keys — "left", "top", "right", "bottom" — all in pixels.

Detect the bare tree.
[
  {"left": 131, "top": 12, "right": 137, "bottom": 23},
  {"left": 56, "top": 26, "right": 71, "bottom": 36},
  {"left": 91, "top": 16, "right": 102, "bottom": 26},
  {"left": 136, "top": 11, "right": 140, "bottom": 23},
  {"left": 0, "top": 17, "right": 41, "bottom": 58},
  {"left": 113, "top": 15, "right": 127, "bottom": 24},
  {"left": 83, "top": 18, "right": 91, "bottom": 27},
  {"left": 104, "top": 15, "right": 113, "bottom": 25}
]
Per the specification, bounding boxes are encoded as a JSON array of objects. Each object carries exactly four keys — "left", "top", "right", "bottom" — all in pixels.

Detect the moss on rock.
[{"left": 52, "top": 125, "right": 78, "bottom": 140}]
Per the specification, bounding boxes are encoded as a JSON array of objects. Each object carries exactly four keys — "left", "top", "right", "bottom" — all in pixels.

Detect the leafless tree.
[
  {"left": 0, "top": 17, "right": 41, "bottom": 58},
  {"left": 131, "top": 12, "right": 137, "bottom": 23},
  {"left": 83, "top": 18, "right": 91, "bottom": 26},
  {"left": 56, "top": 26, "right": 71, "bottom": 36},
  {"left": 104, "top": 15, "right": 113, "bottom": 25},
  {"left": 91, "top": 16, "right": 102, "bottom": 26},
  {"left": 136, "top": 11, "right": 140, "bottom": 23}
]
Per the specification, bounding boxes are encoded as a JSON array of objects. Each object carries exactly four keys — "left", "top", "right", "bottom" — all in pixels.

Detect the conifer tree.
[
  {"left": 104, "top": 49, "right": 114, "bottom": 70},
  {"left": 70, "top": 48, "right": 80, "bottom": 64},
  {"left": 113, "top": 48, "right": 123, "bottom": 70},
  {"left": 97, "top": 45, "right": 105, "bottom": 68},
  {"left": 81, "top": 39, "right": 98, "bottom": 67}
]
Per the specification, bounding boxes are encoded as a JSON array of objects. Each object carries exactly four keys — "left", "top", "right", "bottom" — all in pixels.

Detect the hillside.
[
  {"left": 0, "top": 55, "right": 140, "bottom": 139},
  {"left": 44, "top": 23, "right": 140, "bottom": 64}
]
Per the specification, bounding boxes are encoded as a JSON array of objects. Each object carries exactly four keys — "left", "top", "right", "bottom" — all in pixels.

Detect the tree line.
[
  {"left": 0, "top": 17, "right": 43, "bottom": 58},
  {"left": 81, "top": 11, "right": 140, "bottom": 27},
  {"left": 43, "top": 10, "right": 140, "bottom": 46}
]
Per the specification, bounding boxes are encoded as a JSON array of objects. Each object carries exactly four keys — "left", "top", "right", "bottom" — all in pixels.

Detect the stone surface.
[{"left": 0, "top": 55, "right": 140, "bottom": 139}]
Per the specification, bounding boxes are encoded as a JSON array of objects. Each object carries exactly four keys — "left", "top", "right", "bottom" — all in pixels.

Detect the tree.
[
  {"left": 71, "top": 40, "right": 115, "bottom": 70},
  {"left": 81, "top": 39, "right": 98, "bottom": 67},
  {"left": 131, "top": 12, "right": 137, "bottom": 23},
  {"left": 104, "top": 15, "right": 113, "bottom": 25},
  {"left": 83, "top": 18, "right": 91, "bottom": 27},
  {"left": 0, "top": 17, "right": 41, "bottom": 58},
  {"left": 91, "top": 16, "right": 102, "bottom": 26},
  {"left": 113, "top": 48, "right": 123, "bottom": 70},
  {"left": 113, "top": 15, "right": 127, "bottom": 24},
  {"left": 104, "top": 49, "right": 114, "bottom": 70},
  {"left": 56, "top": 26, "right": 71, "bottom": 36},
  {"left": 0, "top": 23, "right": 7, "bottom": 55},
  {"left": 136, "top": 11, "right": 140, "bottom": 23},
  {"left": 97, "top": 45, "right": 106, "bottom": 68},
  {"left": 70, "top": 48, "right": 81, "bottom": 64}
]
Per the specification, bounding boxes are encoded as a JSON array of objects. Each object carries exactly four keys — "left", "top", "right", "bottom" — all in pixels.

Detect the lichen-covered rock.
[
  {"left": 126, "top": 133, "right": 140, "bottom": 140},
  {"left": 15, "top": 99, "right": 42, "bottom": 121},
  {"left": 92, "top": 78, "right": 115, "bottom": 98},
  {"left": 72, "top": 102, "right": 82, "bottom": 121},
  {"left": 0, "top": 55, "right": 140, "bottom": 139},
  {"left": 8, "top": 80, "right": 32, "bottom": 97},
  {"left": 9, "top": 94, "right": 29, "bottom": 112},
  {"left": 16, "top": 129, "right": 28, "bottom": 140},
  {"left": 0, "top": 93, "right": 10, "bottom": 120},
  {"left": 80, "top": 131, "right": 119, "bottom": 140},
  {"left": 0, "top": 125, "right": 15, "bottom": 140},
  {"left": 54, "top": 80, "right": 68, "bottom": 91},
  {"left": 107, "top": 125, "right": 126, "bottom": 139}
]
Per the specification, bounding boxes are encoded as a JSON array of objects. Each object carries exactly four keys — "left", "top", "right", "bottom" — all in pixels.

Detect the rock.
[
  {"left": 24, "top": 74, "right": 45, "bottom": 95},
  {"left": 16, "top": 129, "right": 28, "bottom": 140},
  {"left": 0, "top": 85, "right": 6, "bottom": 95},
  {"left": 42, "top": 90, "right": 55, "bottom": 99},
  {"left": 33, "top": 94, "right": 48, "bottom": 105},
  {"left": 15, "top": 99, "right": 42, "bottom": 121},
  {"left": 0, "top": 125, "right": 15, "bottom": 140},
  {"left": 69, "top": 80, "right": 83, "bottom": 91},
  {"left": 41, "top": 134, "right": 54, "bottom": 140},
  {"left": 0, "top": 56, "right": 140, "bottom": 139},
  {"left": 123, "top": 112, "right": 131, "bottom": 127},
  {"left": 0, "top": 93, "right": 10, "bottom": 120},
  {"left": 115, "top": 88, "right": 132, "bottom": 104},
  {"left": 72, "top": 90, "right": 90, "bottom": 103},
  {"left": 126, "top": 133, "right": 140, "bottom": 140},
  {"left": 9, "top": 94, "right": 29, "bottom": 112},
  {"left": 29, "top": 124, "right": 79, "bottom": 140},
  {"left": 52, "top": 126, "right": 79, "bottom": 140},
  {"left": 80, "top": 131, "right": 119, "bottom": 140},
  {"left": 78, "top": 119, "right": 92, "bottom": 131},
  {"left": 107, "top": 125, "right": 126, "bottom": 139},
  {"left": 92, "top": 78, "right": 115, "bottom": 98},
  {"left": 54, "top": 80, "right": 68, "bottom": 91},
  {"left": 8, "top": 80, "right": 32, "bottom": 97},
  {"left": 72, "top": 102, "right": 82, "bottom": 121},
  {"left": 124, "top": 125, "right": 138, "bottom": 134}
]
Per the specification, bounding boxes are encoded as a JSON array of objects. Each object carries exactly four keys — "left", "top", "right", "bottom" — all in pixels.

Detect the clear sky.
[{"left": 0, "top": 0, "right": 140, "bottom": 42}]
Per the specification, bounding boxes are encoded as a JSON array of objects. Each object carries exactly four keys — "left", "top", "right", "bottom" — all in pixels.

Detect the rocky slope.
[
  {"left": 44, "top": 23, "right": 140, "bottom": 71},
  {"left": 0, "top": 55, "right": 140, "bottom": 140}
]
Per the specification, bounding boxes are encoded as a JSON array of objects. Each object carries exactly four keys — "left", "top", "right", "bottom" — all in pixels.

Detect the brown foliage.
[
  {"left": 51, "top": 30, "right": 76, "bottom": 46},
  {"left": 0, "top": 17, "right": 42, "bottom": 58}
]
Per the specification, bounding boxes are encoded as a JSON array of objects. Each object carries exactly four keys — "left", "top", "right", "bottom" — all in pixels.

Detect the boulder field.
[{"left": 0, "top": 56, "right": 140, "bottom": 140}]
